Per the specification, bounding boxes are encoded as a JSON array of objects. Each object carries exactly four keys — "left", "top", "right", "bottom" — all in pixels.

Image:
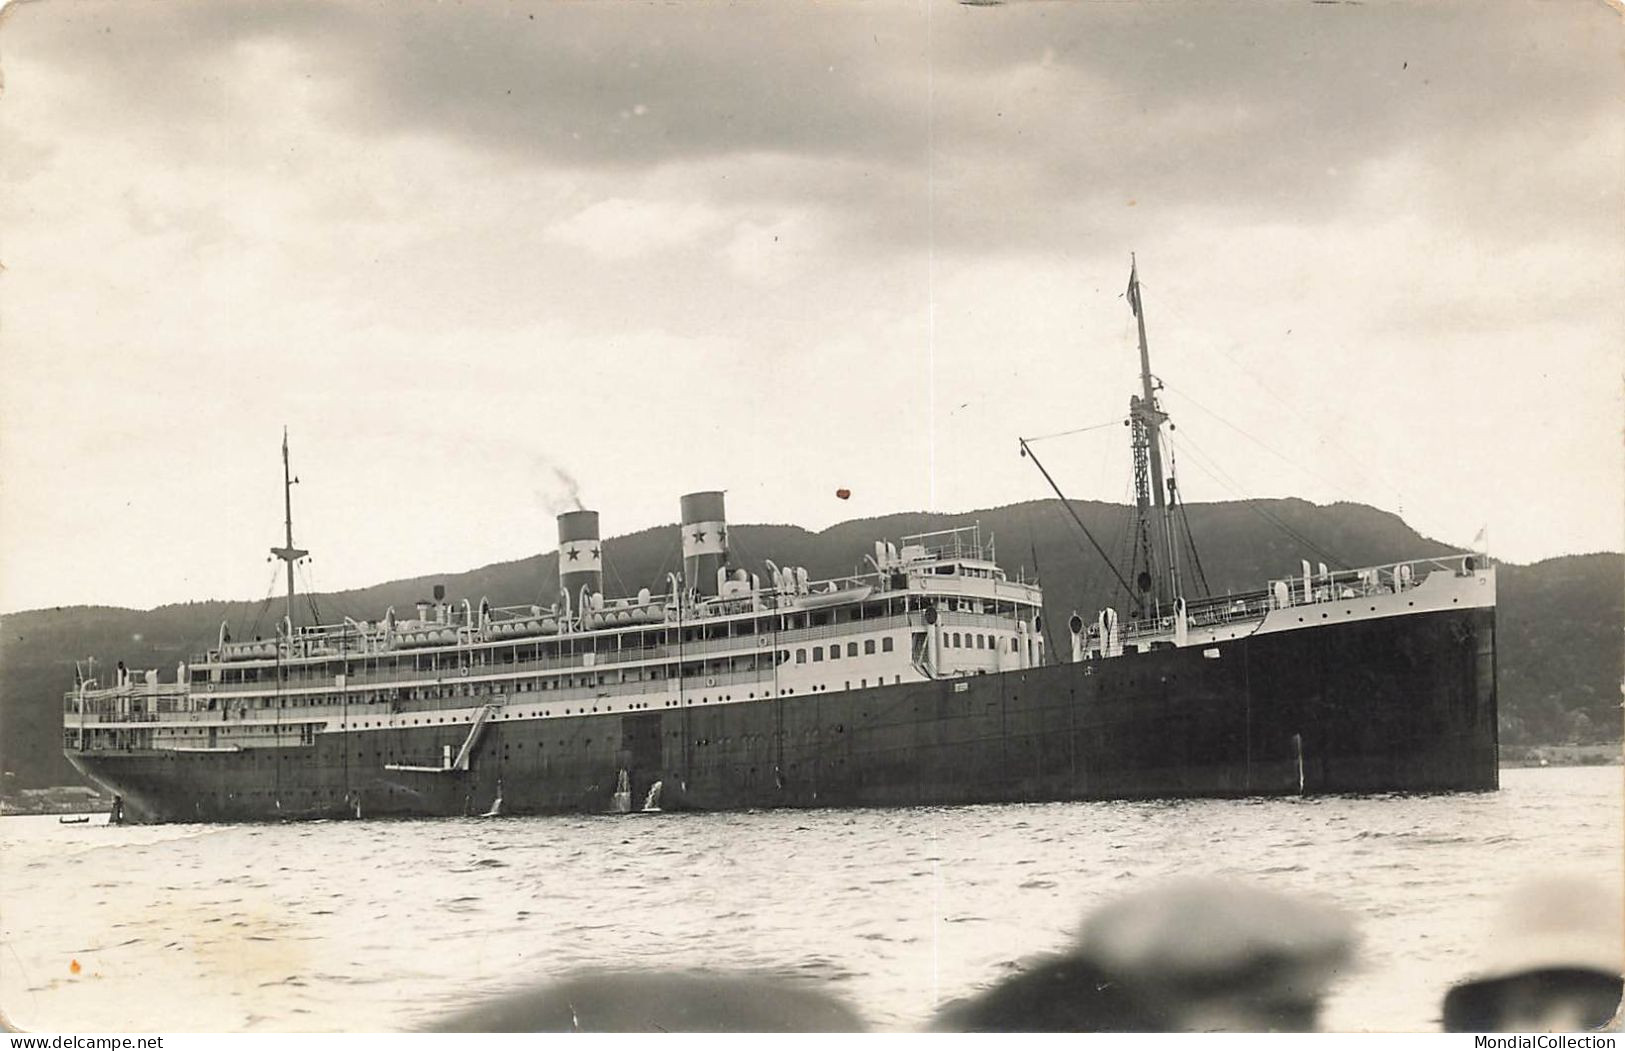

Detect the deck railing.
[
  {"left": 1114, "top": 552, "right": 1484, "bottom": 642},
  {"left": 67, "top": 612, "right": 953, "bottom": 714}
]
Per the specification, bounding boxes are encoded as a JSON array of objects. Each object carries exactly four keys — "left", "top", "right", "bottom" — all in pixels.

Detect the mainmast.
[
  {"left": 269, "top": 428, "right": 308, "bottom": 628},
  {"left": 1127, "top": 256, "right": 1181, "bottom": 613}
]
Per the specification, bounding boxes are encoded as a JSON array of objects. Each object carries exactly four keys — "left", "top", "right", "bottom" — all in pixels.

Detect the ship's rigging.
[
  {"left": 1020, "top": 258, "right": 1404, "bottom": 619},
  {"left": 267, "top": 427, "right": 317, "bottom": 629},
  {"left": 1021, "top": 256, "right": 1206, "bottom": 620},
  {"left": 1126, "top": 254, "right": 1182, "bottom": 614}
]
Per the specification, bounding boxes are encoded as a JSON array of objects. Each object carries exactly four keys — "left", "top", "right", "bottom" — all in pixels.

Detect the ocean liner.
[{"left": 63, "top": 265, "right": 1498, "bottom": 823}]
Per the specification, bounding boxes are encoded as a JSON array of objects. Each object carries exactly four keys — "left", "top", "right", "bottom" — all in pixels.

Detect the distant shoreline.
[{"left": 1499, "top": 743, "right": 1622, "bottom": 768}]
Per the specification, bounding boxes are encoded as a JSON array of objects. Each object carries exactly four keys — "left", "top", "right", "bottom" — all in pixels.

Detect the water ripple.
[{"left": 1, "top": 767, "right": 1618, "bottom": 1034}]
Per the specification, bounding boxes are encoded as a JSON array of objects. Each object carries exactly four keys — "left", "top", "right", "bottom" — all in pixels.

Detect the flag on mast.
[{"left": 1127, "top": 257, "right": 1142, "bottom": 318}]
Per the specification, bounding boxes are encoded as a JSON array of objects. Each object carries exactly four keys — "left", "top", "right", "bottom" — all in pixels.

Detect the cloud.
[
  {"left": 545, "top": 196, "right": 721, "bottom": 260},
  {"left": 6, "top": 0, "right": 1617, "bottom": 259},
  {"left": 0, "top": 0, "right": 1619, "bottom": 610},
  {"left": 723, "top": 210, "right": 825, "bottom": 287}
]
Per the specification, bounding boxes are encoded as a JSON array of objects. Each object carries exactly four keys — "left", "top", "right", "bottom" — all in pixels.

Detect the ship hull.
[{"left": 67, "top": 606, "right": 1497, "bottom": 823}]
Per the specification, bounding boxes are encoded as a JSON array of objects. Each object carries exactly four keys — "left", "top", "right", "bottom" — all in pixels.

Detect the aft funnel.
[{"left": 680, "top": 491, "right": 728, "bottom": 597}]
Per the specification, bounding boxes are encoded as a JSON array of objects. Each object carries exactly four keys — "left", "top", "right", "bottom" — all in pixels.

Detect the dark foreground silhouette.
[
  {"left": 426, "top": 876, "right": 1621, "bottom": 1033},
  {"left": 430, "top": 970, "right": 868, "bottom": 1033},
  {"left": 1442, "top": 877, "right": 1623, "bottom": 1033}
]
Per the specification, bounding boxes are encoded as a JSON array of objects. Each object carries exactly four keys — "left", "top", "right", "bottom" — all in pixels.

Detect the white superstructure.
[{"left": 64, "top": 523, "right": 1044, "bottom": 763}]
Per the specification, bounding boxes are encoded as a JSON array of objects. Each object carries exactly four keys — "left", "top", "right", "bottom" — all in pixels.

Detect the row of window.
[
  {"left": 946, "top": 632, "right": 1017, "bottom": 652},
  {"left": 211, "top": 600, "right": 954, "bottom": 682},
  {"left": 794, "top": 636, "right": 896, "bottom": 664}
]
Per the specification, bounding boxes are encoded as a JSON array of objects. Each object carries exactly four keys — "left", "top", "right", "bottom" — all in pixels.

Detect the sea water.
[{"left": 2, "top": 766, "right": 1619, "bottom": 1033}]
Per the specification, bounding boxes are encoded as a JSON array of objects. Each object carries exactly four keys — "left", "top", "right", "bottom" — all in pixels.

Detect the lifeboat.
[{"left": 796, "top": 584, "right": 874, "bottom": 610}]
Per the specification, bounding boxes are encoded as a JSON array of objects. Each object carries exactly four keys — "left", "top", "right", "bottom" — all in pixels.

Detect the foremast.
[
  {"left": 1127, "top": 256, "right": 1182, "bottom": 615},
  {"left": 268, "top": 427, "right": 308, "bottom": 627}
]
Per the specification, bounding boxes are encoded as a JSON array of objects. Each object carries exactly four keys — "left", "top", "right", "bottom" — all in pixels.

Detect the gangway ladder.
[{"left": 383, "top": 703, "right": 499, "bottom": 773}]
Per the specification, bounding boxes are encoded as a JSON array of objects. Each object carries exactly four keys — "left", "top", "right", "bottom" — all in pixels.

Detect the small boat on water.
[{"left": 57, "top": 815, "right": 92, "bottom": 824}]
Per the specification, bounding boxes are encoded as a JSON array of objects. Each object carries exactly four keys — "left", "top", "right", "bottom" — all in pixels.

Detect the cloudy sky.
[{"left": 1, "top": 0, "right": 1620, "bottom": 613}]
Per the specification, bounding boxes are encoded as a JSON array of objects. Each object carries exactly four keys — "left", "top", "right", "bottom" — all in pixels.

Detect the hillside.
[{"left": 3, "top": 498, "right": 1618, "bottom": 789}]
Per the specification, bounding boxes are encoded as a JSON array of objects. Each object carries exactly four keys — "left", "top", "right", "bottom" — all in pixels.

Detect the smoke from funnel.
[
  {"left": 552, "top": 467, "right": 585, "bottom": 512},
  {"left": 531, "top": 456, "right": 587, "bottom": 515}
]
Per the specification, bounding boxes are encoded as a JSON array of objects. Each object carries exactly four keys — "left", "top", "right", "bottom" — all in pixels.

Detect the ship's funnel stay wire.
[
  {"left": 1171, "top": 429, "right": 1349, "bottom": 570},
  {"left": 1022, "top": 418, "right": 1130, "bottom": 445}
]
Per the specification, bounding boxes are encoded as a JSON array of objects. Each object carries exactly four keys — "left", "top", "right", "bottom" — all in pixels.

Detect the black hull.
[{"left": 68, "top": 607, "right": 1497, "bottom": 824}]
